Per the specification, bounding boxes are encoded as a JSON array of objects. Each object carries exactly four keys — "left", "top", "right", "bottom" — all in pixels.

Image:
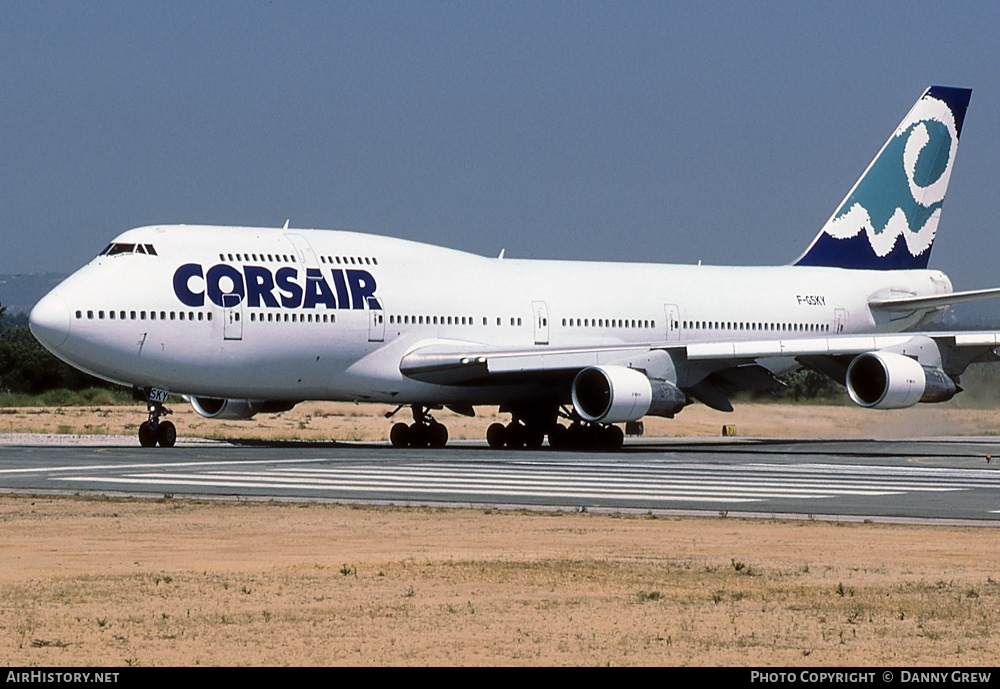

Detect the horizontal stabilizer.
[{"left": 869, "top": 287, "right": 1000, "bottom": 312}]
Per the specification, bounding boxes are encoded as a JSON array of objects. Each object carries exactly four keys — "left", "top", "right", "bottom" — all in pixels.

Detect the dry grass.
[{"left": 2, "top": 496, "right": 999, "bottom": 666}]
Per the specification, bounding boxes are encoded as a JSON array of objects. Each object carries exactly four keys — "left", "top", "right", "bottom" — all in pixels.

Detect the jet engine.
[
  {"left": 571, "top": 365, "right": 687, "bottom": 423},
  {"left": 845, "top": 351, "right": 957, "bottom": 409},
  {"left": 188, "top": 397, "right": 298, "bottom": 420}
]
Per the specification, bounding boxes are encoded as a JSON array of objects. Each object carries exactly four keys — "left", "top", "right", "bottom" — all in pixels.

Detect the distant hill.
[{"left": 0, "top": 273, "right": 68, "bottom": 314}]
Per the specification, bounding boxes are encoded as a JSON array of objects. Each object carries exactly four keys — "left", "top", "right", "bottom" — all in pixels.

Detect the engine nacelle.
[
  {"left": 188, "top": 397, "right": 298, "bottom": 420},
  {"left": 846, "top": 351, "right": 956, "bottom": 409},
  {"left": 571, "top": 365, "right": 687, "bottom": 423}
]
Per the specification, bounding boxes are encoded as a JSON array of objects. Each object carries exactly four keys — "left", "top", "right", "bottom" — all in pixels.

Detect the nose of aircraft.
[{"left": 29, "top": 292, "right": 71, "bottom": 349}]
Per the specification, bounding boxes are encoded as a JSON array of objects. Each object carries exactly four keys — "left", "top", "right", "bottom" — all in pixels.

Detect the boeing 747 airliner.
[{"left": 29, "top": 86, "right": 1000, "bottom": 449}]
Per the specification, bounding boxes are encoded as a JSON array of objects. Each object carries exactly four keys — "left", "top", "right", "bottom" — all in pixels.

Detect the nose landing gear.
[{"left": 136, "top": 387, "right": 177, "bottom": 448}]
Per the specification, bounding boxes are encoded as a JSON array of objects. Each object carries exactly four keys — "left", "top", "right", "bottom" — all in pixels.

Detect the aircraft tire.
[
  {"left": 138, "top": 421, "right": 157, "bottom": 448},
  {"left": 390, "top": 422, "right": 410, "bottom": 448},
  {"left": 486, "top": 423, "right": 506, "bottom": 449},
  {"left": 504, "top": 422, "right": 525, "bottom": 449},
  {"left": 408, "top": 422, "right": 429, "bottom": 448},
  {"left": 429, "top": 422, "right": 448, "bottom": 448},
  {"left": 548, "top": 424, "right": 568, "bottom": 450},
  {"left": 524, "top": 427, "right": 545, "bottom": 449},
  {"left": 156, "top": 421, "right": 177, "bottom": 448},
  {"left": 574, "top": 425, "right": 601, "bottom": 451},
  {"left": 603, "top": 424, "right": 624, "bottom": 451}
]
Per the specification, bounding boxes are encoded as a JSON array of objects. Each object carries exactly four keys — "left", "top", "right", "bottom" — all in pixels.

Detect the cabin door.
[
  {"left": 664, "top": 304, "right": 680, "bottom": 342},
  {"left": 835, "top": 307, "right": 847, "bottom": 334},
  {"left": 532, "top": 301, "right": 549, "bottom": 345},
  {"left": 368, "top": 297, "right": 385, "bottom": 342},
  {"left": 223, "top": 294, "right": 243, "bottom": 341}
]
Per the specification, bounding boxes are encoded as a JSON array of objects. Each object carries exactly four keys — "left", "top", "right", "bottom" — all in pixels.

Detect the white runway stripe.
[
  {"left": 267, "top": 467, "right": 964, "bottom": 491},
  {"left": 50, "top": 476, "right": 764, "bottom": 503},
  {"left": 38, "top": 456, "right": 997, "bottom": 507}
]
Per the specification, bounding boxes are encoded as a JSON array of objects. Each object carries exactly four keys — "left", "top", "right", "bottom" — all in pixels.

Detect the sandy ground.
[{"left": 3, "top": 401, "right": 1000, "bottom": 666}]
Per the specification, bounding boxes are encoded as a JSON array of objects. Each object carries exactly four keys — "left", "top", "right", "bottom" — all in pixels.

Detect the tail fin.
[{"left": 794, "top": 86, "right": 971, "bottom": 270}]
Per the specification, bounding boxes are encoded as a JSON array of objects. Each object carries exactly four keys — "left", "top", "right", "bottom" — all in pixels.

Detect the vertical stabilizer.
[{"left": 794, "top": 86, "right": 971, "bottom": 270}]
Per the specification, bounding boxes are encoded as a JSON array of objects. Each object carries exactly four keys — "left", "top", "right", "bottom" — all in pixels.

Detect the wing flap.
[
  {"left": 400, "top": 343, "right": 655, "bottom": 385},
  {"left": 687, "top": 335, "right": 912, "bottom": 361}
]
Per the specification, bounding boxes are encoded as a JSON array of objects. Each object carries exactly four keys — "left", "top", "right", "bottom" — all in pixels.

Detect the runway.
[{"left": 3, "top": 437, "right": 1000, "bottom": 522}]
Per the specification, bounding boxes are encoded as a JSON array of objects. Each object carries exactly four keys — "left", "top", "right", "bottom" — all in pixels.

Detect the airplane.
[{"left": 28, "top": 85, "right": 1000, "bottom": 450}]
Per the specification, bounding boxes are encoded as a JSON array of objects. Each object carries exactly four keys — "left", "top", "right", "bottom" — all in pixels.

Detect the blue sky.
[{"left": 3, "top": 1, "right": 1000, "bottom": 290}]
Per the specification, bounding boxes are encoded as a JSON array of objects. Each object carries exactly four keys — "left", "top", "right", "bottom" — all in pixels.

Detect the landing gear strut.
[
  {"left": 136, "top": 389, "right": 176, "bottom": 448},
  {"left": 389, "top": 405, "right": 449, "bottom": 448}
]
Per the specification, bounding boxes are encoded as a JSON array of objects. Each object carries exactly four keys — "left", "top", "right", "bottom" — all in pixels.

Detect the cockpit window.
[
  {"left": 100, "top": 243, "right": 157, "bottom": 257},
  {"left": 104, "top": 243, "right": 135, "bottom": 255}
]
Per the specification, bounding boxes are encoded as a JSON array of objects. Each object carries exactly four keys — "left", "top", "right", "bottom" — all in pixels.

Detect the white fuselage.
[{"left": 29, "top": 225, "right": 952, "bottom": 404}]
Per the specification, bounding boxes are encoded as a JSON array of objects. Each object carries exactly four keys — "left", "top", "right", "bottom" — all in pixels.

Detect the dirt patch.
[{"left": 2, "top": 495, "right": 1000, "bottom": 666}]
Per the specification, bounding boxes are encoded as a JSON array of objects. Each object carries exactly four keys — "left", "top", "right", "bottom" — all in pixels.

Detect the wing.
[{"left": 400, "top": 331, "right": 1000, "bottom": 411}]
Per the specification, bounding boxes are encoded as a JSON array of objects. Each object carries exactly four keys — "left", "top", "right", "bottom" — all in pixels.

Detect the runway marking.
[
  {"left": 51, "top": 476, "right": 763, "bottom": 503},
  {"left": 0, "top": 457, "right": 334, "bottom": 475},
  {"left": 43, "top": 458, "right": 995, "bottom": 506}
]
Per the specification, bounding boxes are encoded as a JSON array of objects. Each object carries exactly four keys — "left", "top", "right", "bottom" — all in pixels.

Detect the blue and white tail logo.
[{"left": 795, "top": 86, "right": 972, "bottom": 270}]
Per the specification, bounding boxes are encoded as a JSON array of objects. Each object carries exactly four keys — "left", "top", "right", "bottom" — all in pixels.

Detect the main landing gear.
[
  {"left": 136, "top": 388, "right": 176, "bottom": 448},
  {"left": 546, "top": 420, "right": 624, "bottom": 451},
  {"left": 385, "top": 404, "right": 625, "bottom": 451},
  {"left": 487, "top": 406, "right": 624, "bottom": 451},
  {"left": 389, "top": 405, "right": 449, "bottom": 448}
]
